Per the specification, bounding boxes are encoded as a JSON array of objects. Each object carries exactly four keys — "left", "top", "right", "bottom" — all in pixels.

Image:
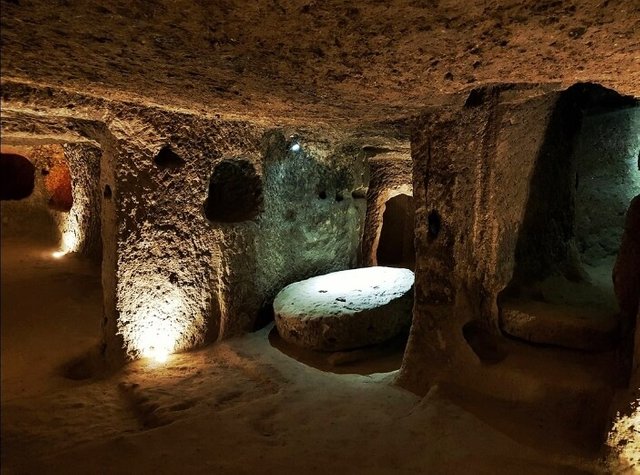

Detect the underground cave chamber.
[
  {"left": 1, "top": 80, "right": 639, "bottom": 473},
  {"left": 3, "top": 0, "right": 640, "bottom": 469},
  {"left": 255, "top": 138, "right": 416, "bottom": 370},
  {"left": 499, "top": 85, "right": 640, "bottom": 354}
]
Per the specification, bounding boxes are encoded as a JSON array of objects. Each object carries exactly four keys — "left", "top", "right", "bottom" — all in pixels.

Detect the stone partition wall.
[
  {"left": 108, "top": 122, "right": 371, "bottom": 359},
  {"left": 398, "top": 83, "right": 639, "bottom": 396},
  {"left": 61, "top": 142, "right": 102, "bottom": 259},
  {"left": 102, "top": 111, "right": 266, "bottom": 360},
  {"left": 361, "top": 156, "right": 412, "bottom": 267},
  {"left": 0, "top": 142, "right": 102, "bottom": 255},
  {"left": 398, "top": 87, "right": 518, "bottom": 390},
  {"left": 397, "top": 85, "right": 567, "bottom": 392},
  {"left": 1, "top": 81, "right": 376, "bottom": 365},
  {"left": 254, "top": 131, "right": 370, "bottom": 324}
]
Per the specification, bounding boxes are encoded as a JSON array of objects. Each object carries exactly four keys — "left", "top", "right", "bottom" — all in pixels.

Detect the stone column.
[{"left": 613, "top": 194, "right": 640, "bottom": 386}]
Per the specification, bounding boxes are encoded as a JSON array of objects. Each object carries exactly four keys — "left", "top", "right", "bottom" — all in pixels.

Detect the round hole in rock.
[
  {"left": 45, "top": 157, "right": 73, "bottom": 212},
  {"left": 377, "top": 194, "right": 416, "bottom": 270},
  {"left": 153, "top": 145, "right": 185, "bottom": 169},
  {"left": 204, "top": 159, "right": 262, "bottom": 223},
  {"left": 427, "top": 210, "right": 441, "bottom": 239},
  {"left": 0, "top": 153, "right": 35, "bottom": 200},
  {"left": 318, "top": 190, "right": 327, "bottom": 200},
  {"left": 103, "top": 184, "right": 112, "bottom": 199}
]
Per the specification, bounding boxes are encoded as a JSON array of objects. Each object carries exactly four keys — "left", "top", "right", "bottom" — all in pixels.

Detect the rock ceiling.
[{"left": 1, "top": 0, "right": 639, "bottom": 126}]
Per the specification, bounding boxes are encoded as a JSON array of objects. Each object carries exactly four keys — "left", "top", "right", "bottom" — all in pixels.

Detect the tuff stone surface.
[
  {"left": 1, "top": 144, "right": 71, "bottom": 245},
  {"left": 1, "top": 0, "right": 639, "bottom": 124},
  {"left": 361, "top": 155, "right": 413, "bottom": 267},
  {"left": 501, "top": 300, "right": 617, "bottom": 351},
  {"left": 255, "top": 133, "right": 370, "bottom": 314},
  {"left": 0, "top": 86, "right": 388, "bottom": 362},
  {"left": 274, "top": 267, "right": 414, "bottom": 351},
  {"left": 399, "top": 84, "right": 639, "bottom": 397}
]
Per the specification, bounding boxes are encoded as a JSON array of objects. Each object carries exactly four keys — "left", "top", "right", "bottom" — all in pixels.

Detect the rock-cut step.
[
  {"left": 500, "top": 298, "right": 619, "bottom": 351},
  {"left": 273, "top": 267, "right": 414, "bottom": 351}
]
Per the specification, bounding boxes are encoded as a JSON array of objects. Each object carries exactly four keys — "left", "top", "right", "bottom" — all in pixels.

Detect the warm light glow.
[
  {"left": 137, "top": 314, "right": 182, "bottom": 364},
  {"left": 142, "top": 341, "right": 171, "bottom": 364},
  {"left": 120, "top": 278, "right": 192, "bottom": 364},
  {"left": 61, "top": 228, "right": 78, "bottom": 253},
  {"left": 51, "top": 229, "right": 78, "bottom": 259},
  {"left": 607, "top": 396, "right": 640, "bottom": 470}
]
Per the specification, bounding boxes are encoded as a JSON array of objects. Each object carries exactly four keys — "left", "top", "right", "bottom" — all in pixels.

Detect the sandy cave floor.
[{"left": 0, "top": 238, "right": 610, "bottom": 474}]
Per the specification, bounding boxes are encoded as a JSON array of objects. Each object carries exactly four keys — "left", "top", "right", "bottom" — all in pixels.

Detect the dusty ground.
[
  {"left": 0, "top": 238, "right": 611, "bottom": 474},
  {"left": 1, "top": 0, "right": 639, "bottom": 124}
]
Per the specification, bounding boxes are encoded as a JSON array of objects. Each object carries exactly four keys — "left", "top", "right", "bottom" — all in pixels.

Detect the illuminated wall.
[
  {"left": 254, "top": 131, "right": 369, "bottom": 320},
  {"left": 104, "top": 114, "right": 264, "bottom": 361},
  {"left": 59, "top": 143, "right": 102, "bottom": 258},
  {"left": 361, "top": 155, "right": 413, "bottom": 267},
  {"left": 400, "top": 84, "right": 639, "bottom": 395},
  {"left": 106, "top": 122, "right": 371, "bottom": 361},
  {"left": 574, "top": 106, "right": 640, "bottom": 266},
  {"left": 0, "top": 144, "right": 69, "bottom": 246}
]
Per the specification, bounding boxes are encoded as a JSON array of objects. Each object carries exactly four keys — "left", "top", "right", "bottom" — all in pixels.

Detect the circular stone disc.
[{"left": 274, "top": 267, "right": 414, "bottom": 351}]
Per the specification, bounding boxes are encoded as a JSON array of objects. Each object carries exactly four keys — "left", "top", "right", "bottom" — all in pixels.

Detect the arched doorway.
[
  {"left": 376, "top": 193, "right": 415, "bottom": 270},
  {"left": 0, "top": 153, "right": 35, "bottom": 200}
]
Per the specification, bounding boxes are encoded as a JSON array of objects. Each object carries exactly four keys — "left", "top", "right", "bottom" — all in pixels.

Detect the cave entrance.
[
  {"left": 500, "top": 85, "right": 640, "bottom": 353},
  {"left": 0, "top": 152, "right": 36, "bottom": 200},
  {"left": 376, "top": 193, "right": 415, "bottom": 270},
  {"left": 1, "top": 143, "right": 105, "bottom": 394},
  {"left": 0, "top": 148, "right": 57, "bottom": 243}
]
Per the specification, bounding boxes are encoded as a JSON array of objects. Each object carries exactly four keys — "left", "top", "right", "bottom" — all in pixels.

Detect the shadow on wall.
[
  {"left": 499, "top": 83, "right": 640, "bottom": 357},
  {"left": 204, "top": 159, "right": 263, "bottom": 223}
]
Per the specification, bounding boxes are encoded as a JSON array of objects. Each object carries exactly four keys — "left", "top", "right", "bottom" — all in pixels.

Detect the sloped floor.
[{"left": 0, "top": 239, "right": 610, "bottom": 474}]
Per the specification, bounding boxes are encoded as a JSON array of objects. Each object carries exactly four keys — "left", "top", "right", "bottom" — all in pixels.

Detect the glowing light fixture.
[
  {"left": 290, "top": 143, "right": 301, "bottom": 152},
  {"left": 120, "top": 279, "right": 190, "bottom": 365},
  {"left": 51, "top": 229, "right": 78, "bottom": 259},
  {"left": 142, "top": 341, "right": 171, "bottom": 364},
  {"left": 137, "top": 315, "right": 181, "bottom": 364}
]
